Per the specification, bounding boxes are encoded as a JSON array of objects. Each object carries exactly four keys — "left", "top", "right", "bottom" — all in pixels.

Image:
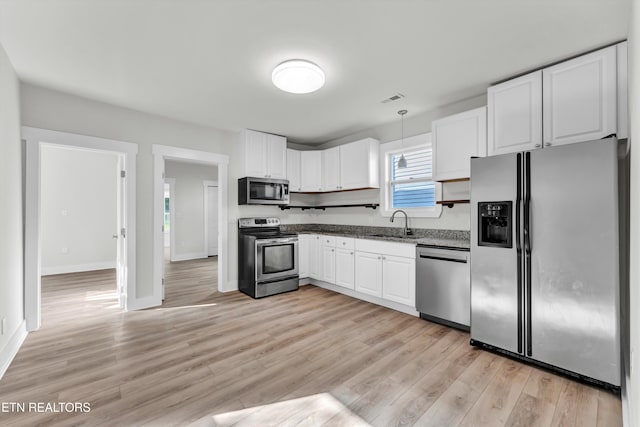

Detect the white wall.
[
  {"left": 0, "top": 41, "right": 25, "bottom": 371},
  {"left": 284, "top": 95, "right": 488, "bottom": 231},
  {"left": 165, "top": 160, "right": 217, "bottom": 260},
  {"left": 626, "top": 0, "right": 639, "bottom": 424},
  {"left": 40, "top": 146, "right": 118, "bottom": 275},
  {"left": 20, "top": 83, "right": 238, "bottom": 296}
]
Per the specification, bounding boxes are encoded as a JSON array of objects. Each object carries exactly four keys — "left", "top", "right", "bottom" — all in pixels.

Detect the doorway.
[
  {"left": 152, "top": 145, "right": 229, "bottom": 307},
  {"left": 204, "top": 181, "right": 219, "bottom": 257},
  {"left": 24, "top": 127, "right": 137, "bottom": 331}
]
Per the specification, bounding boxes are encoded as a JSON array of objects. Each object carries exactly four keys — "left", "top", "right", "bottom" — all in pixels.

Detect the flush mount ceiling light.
[{"left": 272, "top": 60, "right": 325, "bottom": 94}]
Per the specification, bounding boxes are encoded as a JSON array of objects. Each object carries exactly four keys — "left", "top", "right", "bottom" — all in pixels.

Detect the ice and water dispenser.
[{"left": 478, "top": 201, "right": 512, "bottom": 248}]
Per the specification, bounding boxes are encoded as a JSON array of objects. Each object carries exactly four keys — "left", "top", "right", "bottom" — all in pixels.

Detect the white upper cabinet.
[
  {"left": 543, "top": 45, "right": 617, "bottom": 147},
  {"left": 487, "top": 71, "right": 543, "bottom": 155},
  {"left": 300, "top": 151, "right": 323, "bottom": 192},
  {"left": 432, "top": 107, "right": 487, "bottom": 181},
  {"left": 487, "top": 43, "right": 626, "bottom": 156},
  {"left": 287, "top": 138, "right": 379, "bottom": 193},
  {"left": 266, "top": 134, "right": 287, "bottom": 178},
  {"left": 241, "top": 129, "right": 287, "bottom": 178},
  {"left": 617, "top": 42, "right": 628, "bottom": 140},
  {"left": 286, "top": 149, "right": 301, "bottom": 192},
  {"left": 242, "top": 129, "right": 268, "bottom": 177},
  {"left": 322, "top": 147, "right": 341, "bottom": 191},
  {"left": 339, "top": 138, "right": 380, "bottom": 190}
]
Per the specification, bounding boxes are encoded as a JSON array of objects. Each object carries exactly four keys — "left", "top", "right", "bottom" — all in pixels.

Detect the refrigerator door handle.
[
  {"left": 524, "top": 151, "right": 533, "bottom": 357},
  {"left": 516, "top": 153, "right": 523, "bottom": 354}
]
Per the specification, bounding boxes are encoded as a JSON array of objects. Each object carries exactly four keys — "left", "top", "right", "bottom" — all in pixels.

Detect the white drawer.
[
  {"left": 321, "top": 235, "right": 336, "bottom": 247},
  {"left": 336, "top": 237, "right": 354, "bottom": 250},
  {"left": 355, "top": 239, "right": 415, "bottom": 259}
]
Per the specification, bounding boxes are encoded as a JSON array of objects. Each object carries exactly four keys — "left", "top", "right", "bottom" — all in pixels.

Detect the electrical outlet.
[{"left": 61, "top": 247, "right": 69, "bottom": 254}]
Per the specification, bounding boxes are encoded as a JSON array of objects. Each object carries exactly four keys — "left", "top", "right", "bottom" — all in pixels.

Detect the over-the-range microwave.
[{"left": 238, "top": 177, "right": 290, "bottom": 205}]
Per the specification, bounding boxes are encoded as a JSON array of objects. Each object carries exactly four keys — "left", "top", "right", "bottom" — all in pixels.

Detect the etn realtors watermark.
[{"left": 1, "top": 401, "right": 91, "bottom": 413}]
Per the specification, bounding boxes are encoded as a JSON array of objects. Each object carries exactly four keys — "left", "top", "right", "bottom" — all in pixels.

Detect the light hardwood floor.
[{"left": 0, "top": 257, "right": 622, "bottom": 426}]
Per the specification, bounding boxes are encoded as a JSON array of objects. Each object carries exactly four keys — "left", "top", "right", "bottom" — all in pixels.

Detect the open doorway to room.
[
  {"left": 38, "top": 145, "right": 122, "bottom": 324},
  {"left": 160, "top": 160, "right": 221, "bottom": 307},
  {"left": 24, "top": 127, "right": 137, "bottom": 331}
]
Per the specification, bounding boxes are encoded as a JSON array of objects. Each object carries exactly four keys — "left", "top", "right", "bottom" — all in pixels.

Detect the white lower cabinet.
[
  {"left": 354, "top": 251, "right": 383, "bottom": 297},
  {"left": 305, "top": 236, "right": 415, "bottom": 313},
  {"left": 308, "top": 235, "right": 321, "bottom": 280},
  {"left": 335, "top": 237, "right": 355, "bottom": 290},
  {"left": 381, "top": 255, "right": 416, "bottom": 307},
  {"left": 298, "top": 234, "right": 310, "bottom": 279},
  {"left": 321, "top": 245, "right": 336, "bottom": 284}
]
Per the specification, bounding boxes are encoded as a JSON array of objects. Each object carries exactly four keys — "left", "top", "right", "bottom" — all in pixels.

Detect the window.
[
  {"left": 390, "top": 149, "right": 436, "bottom": 208},
  {"left": 380, "top": 133, "right": 442, "bottom": 218}
]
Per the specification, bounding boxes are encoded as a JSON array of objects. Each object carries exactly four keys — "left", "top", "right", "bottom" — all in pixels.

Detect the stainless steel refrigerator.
[{"left": 470, "top": 137, "right": 624, "bottom": 390}]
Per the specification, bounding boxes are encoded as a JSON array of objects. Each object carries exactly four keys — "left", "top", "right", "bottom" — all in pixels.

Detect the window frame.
[{"left": 379, "top": 133, "right": 443, "bottom": 218}]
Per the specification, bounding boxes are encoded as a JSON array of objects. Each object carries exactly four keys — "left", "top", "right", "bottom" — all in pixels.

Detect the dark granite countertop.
[{"left": 280, "top": 224, "right": 470, "bottom": 249}]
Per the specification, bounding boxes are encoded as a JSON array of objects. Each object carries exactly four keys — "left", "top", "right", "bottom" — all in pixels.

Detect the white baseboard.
[
  {"left": 42, "top": 261, "right": 116, "bottom": 276},
  {"left": 126, "top": 295, "right": 162, "bottom": 311},
  {"left": 221, "top": 280, "right": 238, "bottom": 293},
  {"left": 304, "top": 278, "right": 419, "bottom": 317},
  {"left": 171, "top": 252, "right": 207, "bottom": 262},
  {"left": 0, "top": 320, "right": 27, "bottom": 380}
]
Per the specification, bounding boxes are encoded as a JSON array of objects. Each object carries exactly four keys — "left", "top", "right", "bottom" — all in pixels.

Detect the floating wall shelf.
[
  {"left": 279, "top": 203, "right": 379, "bottom": 211},
  {"left": 437, "top": 200, "right": 470, "bottom": 208}
]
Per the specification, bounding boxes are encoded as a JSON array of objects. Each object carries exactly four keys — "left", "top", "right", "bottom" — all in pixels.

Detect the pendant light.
[{"left": 397, "top": 109, "right": 408, "bottom": 169}]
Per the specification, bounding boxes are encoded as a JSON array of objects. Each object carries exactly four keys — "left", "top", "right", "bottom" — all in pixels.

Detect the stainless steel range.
[{"left": 238, "top": 217, "right": 299, "bottom": 298}]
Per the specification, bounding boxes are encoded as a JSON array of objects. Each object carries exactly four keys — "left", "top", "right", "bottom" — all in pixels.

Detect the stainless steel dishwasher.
[{"left": 416, "top": 245, "right": 470, "bottom": 331}]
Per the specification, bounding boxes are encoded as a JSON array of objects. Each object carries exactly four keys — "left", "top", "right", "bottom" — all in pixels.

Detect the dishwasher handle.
[{"left": 418, "top": 254, "right": 468, "bottom": 263}]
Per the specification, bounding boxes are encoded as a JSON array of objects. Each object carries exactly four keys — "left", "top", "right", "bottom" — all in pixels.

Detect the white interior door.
[
  {"left": 207, "top": 185, "right": 218, "bottom": 256},
  {"left": 163, "top": 183, "right": 170, "bottom": 248},
  {"left": 116, "top": 155, "right": 127, "bottom": 309}
]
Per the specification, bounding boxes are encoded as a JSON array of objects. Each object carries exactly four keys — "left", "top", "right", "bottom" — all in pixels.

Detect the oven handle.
[{"left": 256, "top": 238, "right": 298, "bottom": 245}]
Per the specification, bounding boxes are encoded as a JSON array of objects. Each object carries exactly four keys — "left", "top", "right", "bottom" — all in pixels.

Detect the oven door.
[{"left": 255, "top": 237, "right": 298, "bottom": 282}]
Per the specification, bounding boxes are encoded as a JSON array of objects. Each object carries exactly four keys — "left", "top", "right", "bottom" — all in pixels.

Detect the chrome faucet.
[{"left": 390, "top": 209, "right": 412, "bottom": 236}]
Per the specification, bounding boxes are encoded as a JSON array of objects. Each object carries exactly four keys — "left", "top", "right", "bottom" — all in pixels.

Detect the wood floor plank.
[{"left": 0, "top": 257, "right": 623, "bottom": 426}]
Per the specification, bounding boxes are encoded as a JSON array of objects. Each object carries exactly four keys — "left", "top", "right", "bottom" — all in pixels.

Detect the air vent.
[{"left": 381, "top": 93, "right": 405, "bottom": 104}]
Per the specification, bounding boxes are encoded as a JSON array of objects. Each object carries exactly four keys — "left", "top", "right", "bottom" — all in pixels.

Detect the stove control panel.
[{"left": 239, "top": 217, "right": 281, "bottom": 228}]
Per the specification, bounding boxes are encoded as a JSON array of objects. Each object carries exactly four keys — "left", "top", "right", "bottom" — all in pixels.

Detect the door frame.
[
  {"left": 163, "top": 178, "right": 176, "bottom": 261},
  {"left": 23, "top": 126, "right": 138, "bottom": 331},
  {"left": 203, "top": 180, "right": 218, "bottom": 257},
  {"left": 152, "top": 145, "right": 229, "bottom": 298}
]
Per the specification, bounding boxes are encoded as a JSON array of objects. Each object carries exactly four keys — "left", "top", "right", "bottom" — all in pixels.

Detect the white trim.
[
  {"left": 171, "top": 252, "right": 208, "bottom": 262},
  {"left": 0, "top": 321, "right": 27, "bottom": 380},
  {"left": 203, "top": 180, "right": 219, "bottom": 257},
  {"left": 224, "top": 280, "right": 238, "bottom": 292},
  {"left": 23, "top": 126, "right": 138, "bottom": 330},
  {"left": 163, "top": 178, "right": 176, "bottom": 261},
  {"left": 42, "top": 261, "right": 117, "bottom": 276},
  {"left": 305, "top": 278, "right": 419, "bottom": 317},
  {"left": 126, "top": 295, "right": 161, "bottom": 311},
  {"left": 378, "top": 133, "right": 443, "bottom": 218},
  {"left": 152, "top": 144, "right": 230, "bottom": 302}
]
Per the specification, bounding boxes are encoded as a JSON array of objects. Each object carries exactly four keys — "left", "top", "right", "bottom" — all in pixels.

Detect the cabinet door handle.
[
  {"left": 382, "top": 256, "right": 386, "bottom": 260},
  {"left": 377, "top": 256, "right": 381, "bottom": 260},
  {"left": 350, "top": 252, "right": 353, "bottom": 255},
  {"left": 331, "top": 249, "right": 335, "bottom": 252},
  {"left": 544, "top": 142, "right": 552, "bottom": 147},
  {"left": 534, "top": 144, "right": 541, "bottom": 148}
]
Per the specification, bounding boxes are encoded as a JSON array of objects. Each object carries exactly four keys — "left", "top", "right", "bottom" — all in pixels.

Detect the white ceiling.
[{"left": 0, "top": 0, "right": 630, "bottom": 145}]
